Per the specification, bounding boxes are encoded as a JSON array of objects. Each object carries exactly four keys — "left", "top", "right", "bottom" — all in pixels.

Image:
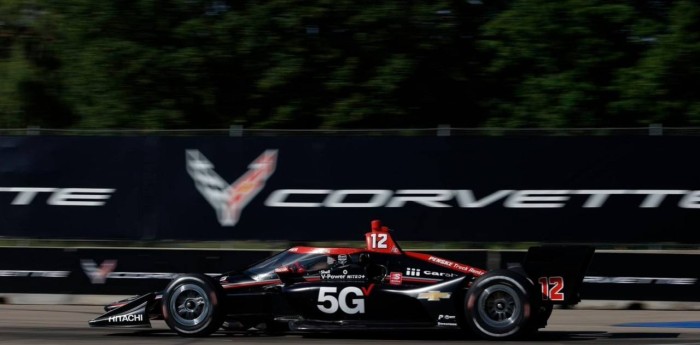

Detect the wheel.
[
  {"left": 162, "top": 274, "right": 225, "bottom": 337},
  {"left": 462, "top": 269, "right": 537, "bottom": 340}
]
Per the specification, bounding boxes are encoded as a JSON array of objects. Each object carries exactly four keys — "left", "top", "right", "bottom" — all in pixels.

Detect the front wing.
[{"left": 89, "top": 293, "right": 156, "bottom": 328}]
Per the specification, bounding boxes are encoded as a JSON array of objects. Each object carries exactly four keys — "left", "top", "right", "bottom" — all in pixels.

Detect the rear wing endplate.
[{"left": 523, "top": 245, "right": 595, "bottom": 305}]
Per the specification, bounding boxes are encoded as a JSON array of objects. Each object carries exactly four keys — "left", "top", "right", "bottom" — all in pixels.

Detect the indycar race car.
[{"left": 89, "top": 220, "right": 594, "bottom": 340}]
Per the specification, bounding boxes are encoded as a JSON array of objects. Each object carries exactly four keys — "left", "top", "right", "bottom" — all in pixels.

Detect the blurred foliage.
[
  {"left": 610, "top": 0, "right": 700, "bottom": 125},
  {"left": 0, "top": 0, "right": 697, "bottom": 129}
]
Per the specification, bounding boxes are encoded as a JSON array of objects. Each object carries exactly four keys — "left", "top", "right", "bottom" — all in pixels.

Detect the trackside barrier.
[
  {"left": 2, "top": 136, "right": 700, "bottom": 244},
  {"left": 0, "top": 248, "right": 697, "bottom": 303}
]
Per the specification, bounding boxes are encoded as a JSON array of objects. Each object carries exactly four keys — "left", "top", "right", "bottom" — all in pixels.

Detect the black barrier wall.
[
  {"left": 0, "top": 248, "right": 271, "bottom": 295},
  {"left": 1, "top": 136, "right": 700, "bottom": 243},
  {"left": 0, "top": 248, "right": 697, "bottom": 302},
  {"left": 498, "top": 251, "right": 700, "bottom": 302}
]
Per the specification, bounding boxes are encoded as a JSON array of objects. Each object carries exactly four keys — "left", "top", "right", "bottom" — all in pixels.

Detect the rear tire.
[
  {"left": 462, "top": 270, "right": 537, "bottom": 340},
  {"left": 162, "top": 274, "right": 225, "bottom": 337}
]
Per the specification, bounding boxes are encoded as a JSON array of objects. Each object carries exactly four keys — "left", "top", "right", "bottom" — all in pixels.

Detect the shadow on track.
[
  {"left": 105, "top": 330, "right": 179, "bottom": 337},
  {"left": 535, "top": 331, "right": 681, "bottom": 341},
  {"left": 301, "top": 330, "right": 683, "bottom": 342},
  {"left": 104, "top": 329, "right": 682, "bottom": 342}
]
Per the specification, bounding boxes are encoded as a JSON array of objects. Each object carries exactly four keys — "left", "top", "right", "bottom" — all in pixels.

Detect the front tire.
[
  {"left": 162, "top": 274, "right": 224, "bottom": 337},
  {"left": 462, "top": 270, "right": 537, "bottom": 340}
]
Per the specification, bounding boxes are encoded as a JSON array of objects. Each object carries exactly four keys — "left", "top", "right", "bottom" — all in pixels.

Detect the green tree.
[
  {"left": 51, "top": 0, "right": 200, "bottom": 128},
  {"left": 478, "top": 0, "right": 656, "bottom": 128},
  {"left": 0, "top": 0, "right": 72, "bottom": 128},
  {"left": 8, "top": 1, "right": 691, "bottom": 130},
  {"left": 213, "top": 1, "right": 477, "bottom": 128},
  {"left": 45, "top": 0, "right": 497, "bottom": 129},
  {"left": 610, "top": 0, "right": 700, "bottom": 125},
  {"left": 0, "top": 0, "right": 27, "bottom": 126}
]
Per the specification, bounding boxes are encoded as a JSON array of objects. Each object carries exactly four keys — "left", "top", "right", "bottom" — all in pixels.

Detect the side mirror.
[
  {"left": 359, "top": 253, "right": 371, "bottom": 266},
  {"left": 274, "top": 262, "right": 306, "bottom": 284}
]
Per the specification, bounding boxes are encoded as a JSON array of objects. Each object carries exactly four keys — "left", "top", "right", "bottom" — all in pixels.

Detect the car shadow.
[
  {"left": 534, "top": 331, "right": 681, "bottom": 341},
  {"left": 301, "top": 330, "right": 682, "bottom": 342},
  {"left": 104, "top": 329, "right": 682, "bottom": 342}
]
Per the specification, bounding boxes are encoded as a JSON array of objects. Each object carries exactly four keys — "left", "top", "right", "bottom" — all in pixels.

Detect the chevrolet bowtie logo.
[{"left": 418, "top": 291, "right": 451, "bottom": 301}]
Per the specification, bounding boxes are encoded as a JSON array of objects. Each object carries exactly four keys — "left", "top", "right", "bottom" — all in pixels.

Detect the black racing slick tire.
[
  {"left": 462, "top": 269, "right": 537, "bottom": 340},
  {"left": 162, "top": 274, "right": 225, "bottom": 337}
]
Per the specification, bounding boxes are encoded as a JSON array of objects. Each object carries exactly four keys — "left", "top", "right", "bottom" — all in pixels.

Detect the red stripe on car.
[
  {"left": 222, "top": 279, "right": 281, "bottom": 289},
  {"left": 405, "top": 252, "right": 486, "bottom": 276}
]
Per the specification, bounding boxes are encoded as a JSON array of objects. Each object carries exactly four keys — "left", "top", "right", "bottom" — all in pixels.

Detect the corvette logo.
[
  {"left": 81, "top": 259, "right": 117, "bottom": 284},
  {"left": 186, "top": 149, "right": 277, "bottom": 226}
]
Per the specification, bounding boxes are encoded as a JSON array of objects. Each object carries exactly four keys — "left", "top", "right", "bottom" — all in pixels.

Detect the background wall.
[{"left": 1, "top": 136, "right": 699, "bottom": 244}]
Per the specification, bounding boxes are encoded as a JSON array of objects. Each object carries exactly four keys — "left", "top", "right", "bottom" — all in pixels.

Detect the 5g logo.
[{"left": 317, "top": 287, "right": 365, "bottom": 314}]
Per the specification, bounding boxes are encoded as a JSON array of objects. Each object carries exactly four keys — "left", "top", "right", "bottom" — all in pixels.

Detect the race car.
[{"left": 89, "top": 220, "right": 594, "bottom": 340}]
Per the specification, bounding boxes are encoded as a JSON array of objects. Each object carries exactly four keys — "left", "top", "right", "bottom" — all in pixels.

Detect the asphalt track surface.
[{"left": 1, "top": 305, "right": 700, "bottom": 345}]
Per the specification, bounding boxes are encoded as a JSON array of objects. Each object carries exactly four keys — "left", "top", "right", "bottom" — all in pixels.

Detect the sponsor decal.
[
  {"left": 427, "top": 256, "right": 486, "bottom": 276},
  {"left": 0, "top": 187, "right": 114, "bottom": 206},
  {"left": 361, "top": 283, "right": 375, "bottom": 296},
  {"left": 406, "top": 252, "right": 486, "bottom": 276},
  {"left": 418, "top": 291, "right": 451, "bottom": 301},
  {"left": 584, "top": 276, "right": 697, "bottom": 285},
  {"left": 108, "top": 314, "right": 143, "bottom": 323},
  {"left": 337, "top": 254, "right": 348, "bottom": 265},
  {"left": 428, "top": 257, "right": 452, "bottom": 266},
  {"left": 319, "top": 269, "right": 365, "bottom": 280},
  {"left": 81, "top": 259, "right": 117, "bottom": 284},
  {"left": 389, "top": 272, "right": 403, "bottom": 285},
  {"left": 406, "top": 268, "right": 421, "bottom": 277},
  {"left": 437, "top": 314, "right": 457, "bottom": 326},
  {"left": 317, "top": 286, "right": 366, "bottom": 314},
  {"left": 424, "top": 270, "right": 459, "bottom": 278},
  {"left": 0, "top": 270, "right": 69, "bottom": 278},
  {"left": 437, "top": 322, "right": 458, "bottom": 326},
  {"left": 264, "top": 189, "right": 700, "bottom": 209},
  {"left": 186, "top": 149, "right": 277, "bottom": 227},
  {"left": 438, "top": 314, "right": 456, "bottom": 321},
  {"left": 183, "top": 151, "right": 700, "bottom": 230}
]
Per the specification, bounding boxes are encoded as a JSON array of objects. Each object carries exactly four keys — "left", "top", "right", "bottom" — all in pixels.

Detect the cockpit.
[{"left": 243, "top": 248, "right": 362, "bottom": 281}]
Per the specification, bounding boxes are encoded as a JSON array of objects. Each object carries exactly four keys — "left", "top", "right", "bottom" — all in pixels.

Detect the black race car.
[{"left": 89, "top": 220, "right": 594, "bottom": 340}]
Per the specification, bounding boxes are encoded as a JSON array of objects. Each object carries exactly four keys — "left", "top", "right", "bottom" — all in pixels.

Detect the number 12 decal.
[
  {"left": 538, "top": 276, "right": 565, "bottom": 301},
  {"left": 369, "top": 233, "right": 388, "bottom": 249}
]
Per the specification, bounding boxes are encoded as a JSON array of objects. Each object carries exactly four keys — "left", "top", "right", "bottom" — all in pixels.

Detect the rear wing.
[{"left": 522, "top": 245, "right": 595, "bottom": 306}]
